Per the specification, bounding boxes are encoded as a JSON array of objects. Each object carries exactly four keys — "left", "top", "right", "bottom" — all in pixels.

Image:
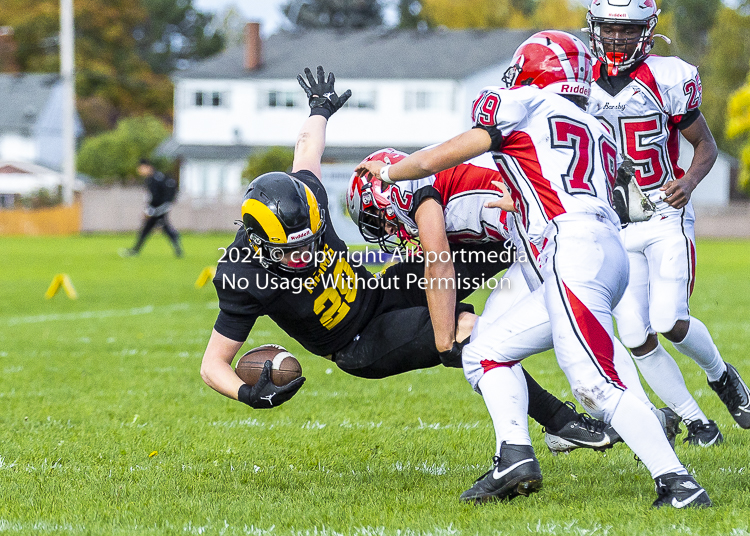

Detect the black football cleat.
[
  {"left": 544, "top": 403, "right": 621, "bottom": 455},
  {"left": 460, "top": 443, "right": 542, "bottom": 504},
  {"left": 655, "top": 407, "right": 682, "bottom": 448},
  {"left": 683, "top": 420, "right": 723, "bottom": 447},
  {"left": 708, "top": 363, "right": 750, "bottom": 429},
  {"left": 652, "top": 473, "right": 712, "bottom": 509}
]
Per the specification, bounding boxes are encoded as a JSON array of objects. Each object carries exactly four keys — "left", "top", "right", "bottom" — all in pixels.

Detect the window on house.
[
  {"left": 405, "top": 90, "right": 438, "bottom": 111},
  {"left": 0, "top": 194, "right": 15, "bottom": 209},
  {"left": 267, "top": 91, "right": 298, "bottom": 108},
  {"left": 193, "top": 91, "right": 225, "bottom": 107},
  {"left": 342, "top": 91, "right": 376, "bottom": 110}
]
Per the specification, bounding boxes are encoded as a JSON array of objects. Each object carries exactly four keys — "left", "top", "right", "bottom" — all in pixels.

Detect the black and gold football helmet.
[{"left": 241, "top": 172, "right": 326, "bottom": 274}]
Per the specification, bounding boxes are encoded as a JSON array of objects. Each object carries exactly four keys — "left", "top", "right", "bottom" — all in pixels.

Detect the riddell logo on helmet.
[
  {"left": 560, "top": 84, "right": 590, "bottom": 97},
  {"left": 288, "top": 229, "right": 312, "bottom": 242}
]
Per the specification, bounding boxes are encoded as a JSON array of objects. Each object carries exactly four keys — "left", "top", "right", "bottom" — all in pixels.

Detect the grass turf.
[{"left": 0, "top": 234, "right": 749, "bottom": 535}]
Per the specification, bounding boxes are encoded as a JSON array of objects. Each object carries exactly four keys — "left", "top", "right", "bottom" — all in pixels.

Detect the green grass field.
[{"left": 1, "top": 234, "right": 749, "bottom": 535}]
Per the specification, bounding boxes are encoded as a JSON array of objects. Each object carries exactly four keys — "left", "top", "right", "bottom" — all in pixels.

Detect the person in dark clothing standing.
[{"left": 121, "top": 159, "right": 183, "bottom": 257}]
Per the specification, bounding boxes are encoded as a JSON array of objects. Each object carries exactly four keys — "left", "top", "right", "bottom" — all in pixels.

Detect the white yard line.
[{"left": 5, "top": 302, "right": 216, "bottom": 326}]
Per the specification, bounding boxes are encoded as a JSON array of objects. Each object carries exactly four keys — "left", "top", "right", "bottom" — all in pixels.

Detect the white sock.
[
  {"left": 477, "top": 364, "right": 530, "bottom": 456},
  {"left": 613, "top": 338, "right": 655, "bottom": 410},
  {"left": 633, "top": 342, "right": 709, "bottom": 424},
  {"left": 672, "top": 317, "right": 727, "bottom": 383},
  {"left": 610, "top": 390, "right": 687, "bottom": 478}
]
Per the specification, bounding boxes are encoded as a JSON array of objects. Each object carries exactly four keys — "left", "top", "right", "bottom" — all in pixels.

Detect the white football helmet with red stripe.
[
  {"left": 347, "top": 148, "right": 413, "bottom": 252},
  {"left": 502, "top": 30, "right": 593, "bottom": 103},
  {"left": 586, "top": 0, "right": 664, "bottom": 76}
]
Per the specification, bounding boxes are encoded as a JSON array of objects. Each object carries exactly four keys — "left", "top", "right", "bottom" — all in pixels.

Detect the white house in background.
[
  {"left": 160, "top": 25, "right": 735, "bottom": 243},
  {"left": 0, "top": 73, "right": 84, "bottom": 207}
]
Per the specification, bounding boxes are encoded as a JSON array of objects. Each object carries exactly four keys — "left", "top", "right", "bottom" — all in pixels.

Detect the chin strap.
[{"left": 654, "top": 34, "right": 672, "bottom": 45}]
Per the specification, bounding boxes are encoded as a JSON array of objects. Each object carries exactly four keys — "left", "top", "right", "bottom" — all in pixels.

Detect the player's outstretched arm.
[
  {"left": 414, "top": 199, "right": 456, "bottom": 355},
  {"left": 355, "top": 128, "right": 493, "bottom": 184},
  {"left": 660, "top": 114, "right": 718, "bottom": 209},
  {"left": 200, "top": 329, "right": 305, "bottom": 409},
  {"left": 292, "top": 66, "right": 351, "bottom": 177}
]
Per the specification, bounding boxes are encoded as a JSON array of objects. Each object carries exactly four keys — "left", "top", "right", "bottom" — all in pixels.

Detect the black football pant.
[{"left": 132, "top": 214, "right": 183, "bottom": 256}]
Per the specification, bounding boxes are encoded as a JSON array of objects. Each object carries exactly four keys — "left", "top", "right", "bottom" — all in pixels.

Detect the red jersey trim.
[{"left": 502, "top": 131, "right": 566, "bottom": 221}]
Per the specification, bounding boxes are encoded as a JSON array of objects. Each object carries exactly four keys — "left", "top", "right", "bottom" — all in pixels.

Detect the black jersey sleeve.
[
  {"left": 212, "top": 256, "right": 266, "bottom": 342},
  {"left": 214, "top": 309, "right": 258, "bottom": 342}
]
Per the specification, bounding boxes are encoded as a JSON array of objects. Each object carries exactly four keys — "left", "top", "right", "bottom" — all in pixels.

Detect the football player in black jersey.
[
  {"left": 197, "top": 67, "right": 621, "bottom": 457},
  {"left": 200, "top": 66, "right": 480, "bottom": 409}
]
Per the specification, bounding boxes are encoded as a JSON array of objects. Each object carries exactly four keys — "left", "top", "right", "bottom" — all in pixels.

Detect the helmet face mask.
[
  {"left": 586, "top": 0, "right": 660, "bottom": 76},
  {"left": 356, "top": 188, "right": 415, "bottom": 254},
  {"left": 347, "top": 148, "right": 419, "bottom": 253},
  {"left": 241, "top": 172, "right": 326, "bottom": 276}
]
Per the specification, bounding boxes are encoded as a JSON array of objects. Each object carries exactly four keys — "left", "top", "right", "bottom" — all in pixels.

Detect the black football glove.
[
  {"left": 297, "top": 66, "right": 352, "bottom": 119},
  {"left": 439, "top": 341, "right": 464, "bottom": 368},
  {"left": 612, "top": 157, "right": 655, "bottom": 225},
  {"left": 237, "top": 360, "right": 306, "bottom": 409}
]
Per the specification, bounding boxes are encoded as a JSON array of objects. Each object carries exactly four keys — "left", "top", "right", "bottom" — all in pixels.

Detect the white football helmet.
[{"left": 586, "top": 0, "right": 669, "bottom": 75}]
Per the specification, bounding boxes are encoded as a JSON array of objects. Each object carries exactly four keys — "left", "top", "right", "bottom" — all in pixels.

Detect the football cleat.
[
  {"left": 459, "top": 443, "right": 542, "bottom": 504},
  {"left": 544, "top": 403, "right": 622, "bottom": 455},
  {"left": 654, "top": 407, "right": 682, "bottom": 448},
  {"left": 652, "top": 473, "right": 712, "bottom": 509},
  {"left": 683, "top": 420, "right": 723, "bottom": 447},
  {"left": 708, "top": 363, "right": 750, "bottom": 429}
]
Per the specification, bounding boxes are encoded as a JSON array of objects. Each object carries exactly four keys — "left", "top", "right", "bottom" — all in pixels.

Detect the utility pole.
[{"left": 60, "top": 0, "right": 75, "bottom": 205}]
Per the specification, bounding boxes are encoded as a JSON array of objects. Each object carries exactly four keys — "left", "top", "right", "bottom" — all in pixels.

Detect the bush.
[
  {"left": 241, "top": 146, "right": 295, "bottom": 185},
  {"left": 77, "top": 116, "right": 173, "bottom": 184}
]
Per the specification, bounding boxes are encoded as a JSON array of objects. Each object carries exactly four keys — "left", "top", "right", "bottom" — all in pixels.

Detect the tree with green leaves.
[
  {"left": 0, "top": 0, "right": 172, "bottom": 134},
  {"left": 404, "top": 0, "right": 582, "bottom": 31},
  {"left": 242, "top": 147, "right": 295, "bottom": 185},
  {"left": 77, "top": 116, "right": 172, "bottom": 184},
  {"left": 727, "top": 71, "right": 750, "bottom": 193},
  {"left": 398, "top": 0, "right": 422, "bottom": 29},
  {"left": 283, "top": 0, "right": 383, "bottom": 29},
  {"left": 134, "top": 0, "right": 225, "bottom": 75},
  {"left": 0, "top": 0, "right": 225, "bottom": 135},
  {"left": 656, "top": 0, "right": 721, "bottom": 65},
  {"left": 699, "top": 6, "right": 750, "bottom": 155}
]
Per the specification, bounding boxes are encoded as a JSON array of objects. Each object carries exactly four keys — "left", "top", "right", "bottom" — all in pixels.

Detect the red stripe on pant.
[
  {"left": 481, "top": 359, "right": 520, "bottom": 373},
  {"left": 562, "top": 282, "right": 625, "bottom": 389}
]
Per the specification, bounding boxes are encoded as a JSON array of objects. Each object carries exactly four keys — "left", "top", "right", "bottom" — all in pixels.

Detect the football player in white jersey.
[
  {"left": 355, "top": 31, "right": 710, "bottom": 508},
  {"left": 348, "top": 149, "right": 641, "bottom": 455},
  {"left": 586, "top": 0, "right": 750, "bottom": 445}
]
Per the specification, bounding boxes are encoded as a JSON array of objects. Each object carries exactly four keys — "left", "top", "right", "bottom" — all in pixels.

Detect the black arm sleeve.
[
  {"left": 472, "top": 125, "right": 504, "bottom": 152},
  {"left": 407, "top": 185, "right": 443, "bottom": 222},
  {"left": 675, "top": 108, "right": 701, "bottom": 131}
]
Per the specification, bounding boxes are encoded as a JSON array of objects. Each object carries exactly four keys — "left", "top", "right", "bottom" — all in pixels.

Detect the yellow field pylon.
[
  {"left": 195, "top": 266, "right": 216, "bottom": 288},
  {"left": 45, "top": 273, "right": 78, "bottom": 300}
]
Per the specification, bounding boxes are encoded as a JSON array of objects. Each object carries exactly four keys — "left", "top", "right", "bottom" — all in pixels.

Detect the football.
[{"left": 234, "top": 344, "right": 302, "bottom": 387}]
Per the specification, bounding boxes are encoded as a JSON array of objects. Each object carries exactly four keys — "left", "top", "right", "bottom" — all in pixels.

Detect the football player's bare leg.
[{"left": 456, "top": 312, "right": 476, "bottom": 344}]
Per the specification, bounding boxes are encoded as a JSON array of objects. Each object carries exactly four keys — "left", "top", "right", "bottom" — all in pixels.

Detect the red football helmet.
[
  {"left": 502, "top": 30, "right": 593, "bottom": 103},
  {"left": 347, "top": 148, "right": 414, "bottom": 252}
]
